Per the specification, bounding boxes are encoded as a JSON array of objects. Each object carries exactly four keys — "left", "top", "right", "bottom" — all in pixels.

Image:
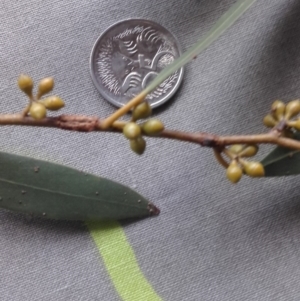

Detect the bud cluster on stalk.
[
  {"left": 225, "top": 144, "right": 264, "bottom": 184},
  {"left": 18, "top": 74, "right": 65, "bottom": 120},
  {"left": 263, "top": 99, "right": 300, "bottom": 135},
  {"left": 122, "top": 102, "right": 164, "bottom": 155}
]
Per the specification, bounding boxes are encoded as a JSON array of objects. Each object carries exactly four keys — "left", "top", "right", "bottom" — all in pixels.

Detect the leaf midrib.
[
  {"left": 0, "top": 176, "right": 145, "bottom": 209},
  {"left": 262, "top": 150, "right": 300, "bottom": 167}
]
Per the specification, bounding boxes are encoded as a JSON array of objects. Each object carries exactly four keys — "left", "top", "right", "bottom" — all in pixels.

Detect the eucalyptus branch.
[
  {"left": 3, "top": 112, "right": 300, "bottom": 151},
  {"left": 13, "top": 74, "right": 300, "bottom": 184},
  {"left": 4, "top": 0, "right": 260, "bottom": 186}
]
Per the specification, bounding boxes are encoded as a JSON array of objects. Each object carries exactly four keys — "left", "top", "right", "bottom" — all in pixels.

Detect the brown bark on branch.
[{"left": 0, "top": 113, "right": 299, "bottom": 150}]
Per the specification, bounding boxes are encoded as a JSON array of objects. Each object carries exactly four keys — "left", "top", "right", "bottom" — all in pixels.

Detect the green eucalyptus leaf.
[
  {"left": 261, "top": 133, "right": 300, "bottom": 177},
  {"left": 0, "top": 151, "right": 158, "bottom": 221},
  {"left": 144, "top": 0, "right": 256, "bottom": 95}
]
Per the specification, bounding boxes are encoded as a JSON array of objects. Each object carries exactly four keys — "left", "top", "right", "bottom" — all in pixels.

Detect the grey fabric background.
[{"left": 1, "top": 0, "right": 300, "bottom": 300}]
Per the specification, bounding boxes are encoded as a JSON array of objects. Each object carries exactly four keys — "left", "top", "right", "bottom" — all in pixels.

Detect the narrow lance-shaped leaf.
[
  {"left": 0, "top": 151, "right": 158, "bottom": 220},
  {"left": 143, "top": 0, "right": 257, "bottom": 95},
  {"left": 261, "top": 132, "right": 300, "bottom": 177}
]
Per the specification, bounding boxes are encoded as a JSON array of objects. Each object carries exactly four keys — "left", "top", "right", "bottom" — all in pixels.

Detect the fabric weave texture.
[{"left": 1, "top": 1, "right": 300, "bottom": 300}]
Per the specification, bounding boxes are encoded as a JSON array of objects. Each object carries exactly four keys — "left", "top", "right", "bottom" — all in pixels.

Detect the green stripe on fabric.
[{"left": 87, "top": 221, "right": 162, "bottom": 301}]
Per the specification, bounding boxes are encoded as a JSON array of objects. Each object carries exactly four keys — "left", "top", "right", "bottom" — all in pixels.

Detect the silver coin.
[{"left": 90, "top": 19, "right": 184, "bottom": 108}]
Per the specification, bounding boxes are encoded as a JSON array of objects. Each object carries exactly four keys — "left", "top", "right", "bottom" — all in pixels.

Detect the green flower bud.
[
  {"left": 271, "top": 100, "right": 285, "bottom": 121},
  {"left": 132, "top": 102, "right": 152, "bottom": 121},
  {"left": 226, "top": 160, "right": 243, "bottom": 184},
  {"left": 123, "top": 122, "right": 141, "bottom": 140},
  {"left": 29, "top": 102, "right": 47, "bottom": 120},
  {"left": 37, "top": 77, "right": 54, "bottom": 98},
  {"left": 229, "top": 144, "right": 245, "bottom": 155},
  {"left": 243, "top": 161, "right": 265, "bottom": 177},
  {"left": 41, "top": 96, "right": 65, "bottom": 111},
  {"left": 285, "top": 99, "right": 300, "bottom": 120},
  {"left": 263, "top": 114, "right": 276, "bottom": 128},
  {"left": 130, "top": 137, "right": 146, "bottom": 155},
  {"left": 18, "top": 74, "right": 34, "bottom": 96},
  {"left": 291, "top": 119, "right": 300, "bottom": 131},
  {"left": 239, "top": 145, "right": 258, "bottom": 158},
  {"left": 141, "top": 119, "right": 164, "bottom": 136}
]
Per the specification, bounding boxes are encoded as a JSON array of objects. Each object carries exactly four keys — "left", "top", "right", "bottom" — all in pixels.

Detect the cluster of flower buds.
[
  {"left": 18, "top": 74, "right": 65, "bottom": 120},
  {"left": 225, "top": 144, "right": 264, "bottom": 183},
  {"left": 122, "top": 102, "right": 164, "bottom": 155},
  {"left": 263, "top": 99, "right": 300, "bottom": 133}
]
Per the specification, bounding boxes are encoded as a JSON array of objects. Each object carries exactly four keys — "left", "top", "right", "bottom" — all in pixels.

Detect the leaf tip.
[{"left": 148, "top": 202, "right": 160, "bottom": 216}]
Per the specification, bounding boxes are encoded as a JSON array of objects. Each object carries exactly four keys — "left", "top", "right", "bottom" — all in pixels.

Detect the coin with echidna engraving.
[{"left": 90, "top": 19, "right": 184, "bottom": 108}]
